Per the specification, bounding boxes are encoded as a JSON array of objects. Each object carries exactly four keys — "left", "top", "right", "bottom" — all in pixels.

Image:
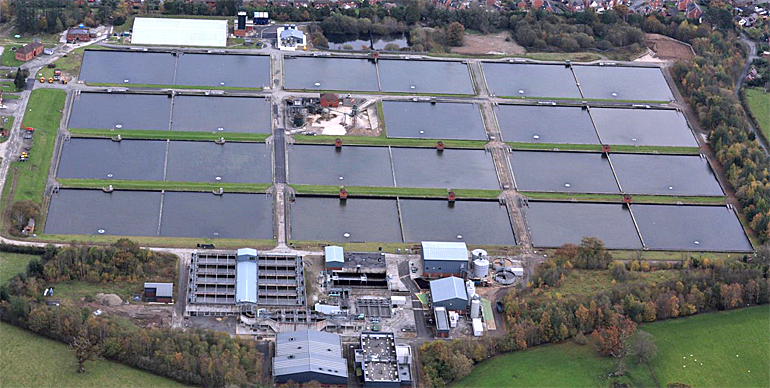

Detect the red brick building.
[
  {"left": 320, "top": 93, "right": 339, "bottom": 108},
  {"left": 66, "top": 27, "right": 91, "bottom": 43},
  {"left": 14, "top": 42, "right": 43, "bottom": 62}
]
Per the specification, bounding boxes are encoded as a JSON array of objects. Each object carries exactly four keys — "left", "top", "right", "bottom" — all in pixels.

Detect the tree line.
[
  {"left": 0, "top": 240, "right": 265, "bottom": 387},
  {"left": 419, "top": 238, "right": 770, "bottom": 387}
]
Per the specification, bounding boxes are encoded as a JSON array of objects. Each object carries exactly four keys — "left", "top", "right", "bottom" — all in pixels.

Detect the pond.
[{"left": 326, "top": 34, "right": 409, "bottom": 51}]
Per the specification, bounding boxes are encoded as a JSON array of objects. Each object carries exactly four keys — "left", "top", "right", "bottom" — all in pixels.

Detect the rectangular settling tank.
[
  {"left": 633, "top": 205, "right": 752, "bottom": 252},
  {"left": 524, "top": 201, "right": 642, "bottom": 249},
  {"left": 288, "top": 144, "right": 394, "bottom": 187},
  {"left": 590, "top": 108, "right": 697, "bottom": 147},
  {"left": 79, "top": 50, "right": 177, "bottom": 85},
  {"left": 573, "top": 66, "right": 673, "bottom": 102},
  {"left": 57, "top": 138, "right": 166, "bottom": 181},
  {"left": 46, "top": 189, "right": 161, "bottom": 236},
  {"left": 283, "top": 57, "right": 379, "bottom": 91},
  {"left": 175, "top": 53, "right": 270, "bottom": 88},
  {"left": 400, "top": 199, "right": 516, "bottom": 245},
  {"left": 378, "top": 60, "right": 474, "bottom": 95},
  {"left": 165, "top": 141, "right": 272, "bottom": 183},
  {"left": 391, "top": 148, "right": 499, "bottom": 190},
  {"left": 495, "top": 104, "right": 599, "bottom": 144},
  {"left": 68, "top": 93, "right": 171, "bottom": 131},
  {"left": 482, "top": 63, "right": 581, "bottom": 99},
  {"left": 510, "top": 151, "right": 619, "bottom": 194},
  {"left": 289, "top": 196, "right": 402, "bottom": 242},
  {"left": 171, "top": 95, "right": 271, "bottom": 134},
  {"left": 611, "top": 154, "right": 724, "bottom": 196},
  {"left": 382, "top": 101, "right": 487, "bottom": 140},
  {"left": 160, "top": 192, "right": 273, "bottom": 239}
]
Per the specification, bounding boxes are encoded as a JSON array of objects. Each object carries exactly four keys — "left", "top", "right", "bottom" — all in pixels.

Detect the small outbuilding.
[
  {"left": 429, "top": 276, "right": 468, "bottom": 312},
  {"left": 15, "top": 42, "right": 43, "bottom": 62},
  {"left": 320, "top": 93, "right": 340, "bottom": 108},
  {"left": 325, "top": 245, "right": 344, "bottom": 269},
  {"left": 144, "top": 282, "right": 173, "bottom": 303}
]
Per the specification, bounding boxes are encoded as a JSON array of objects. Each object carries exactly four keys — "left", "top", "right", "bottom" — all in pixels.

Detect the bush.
[
  {"left": 610, "top": 261, "right": 629, "bottom": 282},
  {"left": 573, "top": 332, "right": 588, "bottom": 345},
  {"left": 46, "top": 63, "right": 56, "bottom": 68},
  {"left": 9, "top": 201, "right": 40, "bottom": 236}
]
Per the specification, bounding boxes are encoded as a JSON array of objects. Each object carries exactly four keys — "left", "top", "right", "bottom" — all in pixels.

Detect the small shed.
[
  {"left": 320, "top": 93, "right": 340, "bottom": 108},
  {"left": 429, "top": 276, "right": 468, "bottom": 312},
  {"left": 421, "top": 241, "right": 469, "bottom": 277},
  {"left": 144, "top": 282, "right": 173, "bottom": 303},
  {"left": 325, "top": 245, "right": 344, "bottom": 269},
  {"left": 22, "top": 218, "right": 35, "bottom": 235}
]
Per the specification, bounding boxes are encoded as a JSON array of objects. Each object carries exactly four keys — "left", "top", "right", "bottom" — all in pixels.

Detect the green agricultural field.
[
  {"left": 455, "top": 305, "right": 770, "bottom": 387},
  {"left": 746, "top": 88, "right": 769, "bottom": 140},
  {"left": 0, "top": 322, "right": 189, "bottom": 388}
]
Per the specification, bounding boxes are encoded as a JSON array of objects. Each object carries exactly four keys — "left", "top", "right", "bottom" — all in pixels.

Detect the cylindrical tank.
[
  {"left": 470, "top": 295, "right": 481, "bottom": 318},
  {"left": 471, "top": 249, "right": 488, "bottom": 260},
  {"left": 473, "top": 258, "right": 490, "bottom": 278},
  {"left": 465, "top": 280, "right": 475, "bottom": 307}
]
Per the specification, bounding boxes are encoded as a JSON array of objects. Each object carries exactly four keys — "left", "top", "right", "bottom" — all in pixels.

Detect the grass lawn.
[
  {"left": 291, "top": 184, "right": 501, "bottom": 199},
  {"left": 0, "top": 251, "right": 38, "bottom": 284},
  {"left": 0, "top": 82, "right": 19, "bottom": 93},
  {"left": 0, "top": 322, "right": 189, "bottom": 388},
  {"left": 507, "top": 141, "right": 700, "bottom": 155},
  {"left": 1, "top": 45, "right": 24, "bottom": 67},
  {"left": 0, "top": 116, "right": 13, "bottom": 143},
  {"left": 59, "top": 179, "right": 271, "bottom": 193},
  {"left": 522, "top": 191, "right": 726, "bottom": 205},
  {"left": 454, "top": 305, "right": 770, "bottom": 388},
  {"left": 293, "top": 134, "right": 489, "bottom": 149},
  {"left": 6, "top": 89, "right": 66, "bottom": 205},
  {"left": 70, "top": 128, "right": 270, "bottom": 143},
  {"left": 746, "top": 88, "right": 769, "bottom": 140}
]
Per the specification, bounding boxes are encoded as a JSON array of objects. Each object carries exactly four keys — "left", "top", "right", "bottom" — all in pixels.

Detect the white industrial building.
[
  {"left": 277, "top": 25, "right": 306, "bottom": 51},
  {"left": 131, "top": 17, "right": 228, "bottom": 47},
  {"left": 421, "top": 241, "right": 469, "bottom": 278},
  {"left": 273, "top": 330, "right": 348, "bottom": 385},
  {"left": 429, "top": 276, "right": 468, "bottom": 312}
]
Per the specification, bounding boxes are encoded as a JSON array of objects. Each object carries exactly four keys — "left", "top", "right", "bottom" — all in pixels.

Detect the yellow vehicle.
[
  {"left": 61, "top": 78, "right": 67, "bottom": 85},
  {"left": 39, "top": 77, "right": 45, "bottom": 83},
  {"left": 48, "top": 77, "right": 53, "bottom": 83}
]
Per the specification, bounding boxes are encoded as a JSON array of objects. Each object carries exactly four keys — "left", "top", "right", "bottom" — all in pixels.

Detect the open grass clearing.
[
  {"left": 59, "top": 179, "right": 271, "bottom": 193},
  {"left": 0, "top": 322, "right": 188, "bottom": 388},
  {"left": 1, "top": 45, "right": 24, "bottom": 67},
  {"left": 455, "top": 305, "right": 770, "bottom": 387},
  {"left": 522, "top": 191, "right": 725, "bottom": 205},
  {"left": 69, "top": 128, "right": 270, "bottom": 142},
  {"left": 293, "top": 134, "right": 488, "bottom": 149},
  {"left": 291, "top": 184, "right": 501, "bottom": 199},
  {"left": 508, "top": 141, "right": 700, "bottom": 155},
  {"left": 745, "top": 87, "right": 769, "bottom": 140},
  {"left": 0, "top": 251, "right": 38, "bottom": 284},
  {"left": 8, "top": 89, "right": 66, "bottom": 205},
  {"left": 540, "top": 269, "right": 679, "bottom": 299}
]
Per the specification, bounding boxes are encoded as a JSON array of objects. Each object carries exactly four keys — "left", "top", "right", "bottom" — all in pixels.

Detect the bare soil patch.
[
  {"left": 451, "top": 32, "right": 526, "bottom": 55},
  {"left": 645, "top": 33, "right": 695, "bottom": 60}
]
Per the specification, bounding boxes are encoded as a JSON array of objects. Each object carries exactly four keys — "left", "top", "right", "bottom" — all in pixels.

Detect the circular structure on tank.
[
  {"left": 471, "top": 249, "right": 488, "bottom": 259},
  {"left": 495, "top": 269, "right": 516, "bottom": 285}
]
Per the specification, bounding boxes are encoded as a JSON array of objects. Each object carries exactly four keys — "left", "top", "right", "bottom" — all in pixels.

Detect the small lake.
[{"left": 326, "top": 34, "right": 409, "bottom": 51}]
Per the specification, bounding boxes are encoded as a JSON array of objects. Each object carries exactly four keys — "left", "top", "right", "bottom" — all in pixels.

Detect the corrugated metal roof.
[
  {"left": 274, "top": 330, "right": 347, "bottom": 379},
  {"left": 430, "top": 276, "right": 468, "bottom": 303},
  {"left": 235, "top": 261, "right": 257, "bottom": 303},
  {"left": 324, "top": 246, "right": 344, "bottom": 264},
  {"left": 421, "top": 241, "right": 469, "bottom": 262},
  {"left": 237, "top": 248, "right": 258, "bottom": 259},
  {"left": 434, "top": 307, "right": 449, "bottom": 330},
  {"left": 144, "top": 282, "right": 173, "bottom": 297}
]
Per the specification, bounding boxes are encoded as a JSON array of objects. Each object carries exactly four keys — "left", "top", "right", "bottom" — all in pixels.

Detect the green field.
[
  {"left": 1, "top": 45, "right": 24, "bottom": 67},
  {"left": 0, "top": 251, "right": 38, "bottom": 283},
  {"left": 6, "top": 89, "right": 66, "bottom": 205},
  {"left": 0, "top": 322, "right": 189, "bottom": 388},
  {"left": 746, "top": 88, "right": 769, "bottom": 140},
  {"left": 455, "top": 305, "right": 770, "bottom": 387}
]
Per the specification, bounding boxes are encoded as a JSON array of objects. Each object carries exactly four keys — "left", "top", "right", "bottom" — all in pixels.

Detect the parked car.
[{"left": 496, "top": 301, "right": 504, "bottom": 313}]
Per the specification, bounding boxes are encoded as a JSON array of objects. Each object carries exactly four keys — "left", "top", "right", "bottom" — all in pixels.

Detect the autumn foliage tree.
[{"left": 591, "top": 316, "right": 637, "bottom": 375}]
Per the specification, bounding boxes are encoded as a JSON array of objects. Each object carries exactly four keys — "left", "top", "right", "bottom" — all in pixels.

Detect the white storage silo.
[
  {"left": 473, "top": 257, "right": 490, "bottom": 278},
  {"left": 470, "top": 296, "right": 481, "bottom": 319},
  {"left": 465, "top": 279, "right": 476, "bottom": 307},
  {"left": 471, "top": 249, "right": 488, "bottom": 260}
]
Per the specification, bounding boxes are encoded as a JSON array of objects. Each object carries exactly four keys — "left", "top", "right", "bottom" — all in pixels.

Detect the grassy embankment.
[
  {"left": 745, "top": 87, "right": 769, "bottom": 140},
  {"left": 0, "top": 252, "right": 189, "bottom": 388},
  {"left": 69, "top": 128, "right": 270, "bottom": 142},
  {"left": 455, "top": 304, "right": 770, "bottom": 388},
  {"left": 522, "top": 191, "right": 726, "bottom": 205},
  {"left": 507, "top": 141, "right": 700, "bottom": 155}
]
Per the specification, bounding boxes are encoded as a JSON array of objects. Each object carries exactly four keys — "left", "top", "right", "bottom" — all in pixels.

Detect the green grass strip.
[
  {"left": 507, "top": 142, "right": 700, "bottom": 155},
  {"left": 58, "top": 179, "right": 272, "bottom": 193},
  {"left": 497, "top": 95, "right": 670, "bottom": 104},
  {"left": 291, "top": 184, "right": 501, "bottom": 199},
  {"left": 86, "top": 82, "right": 265, "bottom": 91},
  {"left": 69, "top": 128, "right": 270, "bottom": 142},
  {"left": 294, "top": 134, "right": 488, "bottom": 149},
  {"left": 284, "top": 89, "right": 476, "bottom": 98},
  {"left": 521, "top": 191, "right": 725, "bottom": 205}
]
